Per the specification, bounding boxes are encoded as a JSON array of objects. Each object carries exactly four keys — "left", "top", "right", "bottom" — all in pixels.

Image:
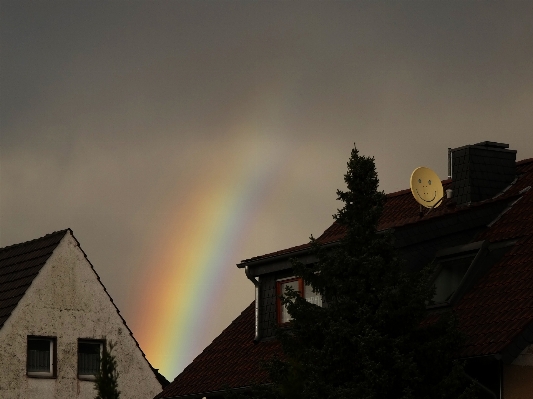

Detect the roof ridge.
[
  {"left": 0, "top": 242, "right": 69, "bottom": 267},
  {"left": 0, "top": 229, "right": 70, "bottom": 254},
  {"left": 517, "top": 157, "right": 533, "bottom": 165},
  {"left": 385, "top": 187, "right": 412, "bottom": 198},
  {"left": 384, "top": 159, "right": 532, "bottom": 198},
  {"left": 386, "top": 178, "right": 453, "bottom": 198}
]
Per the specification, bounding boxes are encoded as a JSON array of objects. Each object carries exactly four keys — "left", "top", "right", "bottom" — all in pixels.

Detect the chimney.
[{"left": 451, "top": 141, "right": 517, "bottom": 206}]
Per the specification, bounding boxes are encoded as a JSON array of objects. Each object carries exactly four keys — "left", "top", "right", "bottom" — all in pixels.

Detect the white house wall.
[{"left": 0, "top": 232, "right": 161, "bottom": 399}]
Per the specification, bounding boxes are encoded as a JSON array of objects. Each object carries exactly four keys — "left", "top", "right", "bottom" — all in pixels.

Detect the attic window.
[
  {"left": 433, "top": 255, "right": 476, "bottom": 303},
  {"left": 27, "top": 336, "right": 56, "bottom": 378},
  {"left": 78, "top": 340, "right": 104, "bottom": 380},
  {"left": 277, "top": 277, "right": 322, "bottom": 324},
  {"left": 430, "top": 241, "right": 487, "bottom": 307}
]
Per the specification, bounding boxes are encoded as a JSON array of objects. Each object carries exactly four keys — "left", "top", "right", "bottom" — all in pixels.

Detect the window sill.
[
  {"left": 78, "top": 374, "right": 97, "bottom": 381},
  {"left": 27, "top": 373, "right": 56, "bottom": 379}
]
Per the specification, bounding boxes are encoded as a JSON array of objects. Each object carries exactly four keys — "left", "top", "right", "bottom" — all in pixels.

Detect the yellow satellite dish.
[{"left": 410, "top": 167, "right": 444, "bottom": 208}]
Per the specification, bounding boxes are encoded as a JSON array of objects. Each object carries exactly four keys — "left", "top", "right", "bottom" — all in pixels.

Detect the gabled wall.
[{"left": 0, "top": 232, "right": 161, "bottom": 399}]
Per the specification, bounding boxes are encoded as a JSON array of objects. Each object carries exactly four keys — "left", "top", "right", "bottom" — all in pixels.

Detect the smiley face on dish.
[{"left": 410, "top": 167, "right": 443, "bottom": 208}]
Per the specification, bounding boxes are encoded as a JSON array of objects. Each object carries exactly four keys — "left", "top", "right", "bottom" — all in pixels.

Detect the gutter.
[
  {"left": 245, "top": 266, "right": 261, "bottom": 342},
  {"left": 237, "top": 240, "right": 341, "bottom": 269}
]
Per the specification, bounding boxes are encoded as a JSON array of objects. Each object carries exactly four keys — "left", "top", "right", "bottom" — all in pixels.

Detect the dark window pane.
[
  {"left": 28, "top": 340, "right": 50, "bottom": 372},
  {"left": 78, "top": 342, "right": 101, "bottom": 375},
  {"left": 434, "top": 256, "right": 474, "bottom": 303}
]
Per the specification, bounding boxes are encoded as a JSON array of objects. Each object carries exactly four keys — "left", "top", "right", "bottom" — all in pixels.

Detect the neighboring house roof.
[
  {"left": 0, "top": 229, "right": 67, "bottom": 329},
  {"left": 456, "top": 159, "right": 533, "bottom": 360},
  {"left": 158, "top": 157, "right": 533, "bottom": 399},
  {"left": 154, "top": 302, "right": 281, "bottom": 399},
  {"left": 0, "top": 229, "right": 169, "bottom": 389}
]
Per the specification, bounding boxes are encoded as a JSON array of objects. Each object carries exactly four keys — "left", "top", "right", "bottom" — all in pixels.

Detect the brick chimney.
[{"left": 451, "top": 141, "right": 517, "bottom": 206}]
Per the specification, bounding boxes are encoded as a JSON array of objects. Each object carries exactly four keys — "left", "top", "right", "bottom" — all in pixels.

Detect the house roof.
[
  {"left": 241, "top": 160, "right": 531, "bottom": 265},
  {"left": 158, "top": 157, "right": 533, "bottom": 399},
  {"left": 456, "top": 158, "right": 533, "bottom": 360},
  {"left": 0, "top": 229, "right": 169, "bottom": 389},
  {"left": 154, "top": 302, "right": 281, "bottom": 399},
  {"left": 0, "top": 229, "right": 68, "bottom": 329}
]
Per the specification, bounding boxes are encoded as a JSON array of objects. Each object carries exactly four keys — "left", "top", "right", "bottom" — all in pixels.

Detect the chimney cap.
[{"left": 474, "top": 141, "right": 510, "bottom": 149}]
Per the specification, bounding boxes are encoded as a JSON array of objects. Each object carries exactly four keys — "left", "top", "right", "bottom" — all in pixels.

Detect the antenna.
[
  {"left": 410, "top": 166, "right": 444, "bottom": 209},
  {"left": 447, "top": 148, "right": 451, "bottom": 179}
]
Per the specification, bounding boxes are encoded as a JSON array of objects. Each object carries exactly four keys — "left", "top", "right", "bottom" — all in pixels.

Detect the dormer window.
[
  {"left": 433, "top": 255, "right": 476, "bottom": 303},
  {"left": 277, "top": 277, "right": 322, "bottom": 324},
  {"left": 430, "top": 241, "right": 487, "bottom": 307}
]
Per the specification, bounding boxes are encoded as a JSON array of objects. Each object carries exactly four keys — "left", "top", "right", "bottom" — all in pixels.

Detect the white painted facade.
[{"left": 0, "top": 232, "right": 162, "bottom": 398}]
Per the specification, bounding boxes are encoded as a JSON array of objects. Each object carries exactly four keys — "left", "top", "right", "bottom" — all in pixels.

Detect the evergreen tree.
[
  {"left": 94, "top": 341, "right": 121, "bottom": 399},
  {"left": 263, "top": 146, "right": 478, "bottom": 399}
]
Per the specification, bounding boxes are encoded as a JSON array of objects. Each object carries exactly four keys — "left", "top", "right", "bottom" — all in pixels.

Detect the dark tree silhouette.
[
  {"left": 94, "top": 341, "right": 120, "bottom": 399},
  {"left": 261, "top": 145, "right": 478, "bottom": 399}
]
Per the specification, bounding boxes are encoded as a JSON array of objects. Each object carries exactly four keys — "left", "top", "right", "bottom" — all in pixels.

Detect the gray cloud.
[{"left": 2, "top": 0, "right": 533, "bottom": 378}]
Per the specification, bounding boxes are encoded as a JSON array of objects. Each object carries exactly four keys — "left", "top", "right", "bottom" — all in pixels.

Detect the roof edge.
[
  {"left": 516, "top": 157, "right": 533, "bottom": 165},
  {"left": 0, "top": 229, "right": 70, "bottom": 254},
  {"left": 67, "top": 229, "right": 166, "bottom": 388},
  {"left": 157, "top": 383, "right": 264, "bottom": 399},
  {"left": 237, "top": 240, "right": 340, "bottom": 268}
]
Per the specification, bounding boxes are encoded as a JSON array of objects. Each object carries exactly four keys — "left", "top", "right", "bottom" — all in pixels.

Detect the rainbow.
[
  {"left": 134, "top": 121, "right": 302, "bottom": 378},
  {"left": 132, "top": 68, "right": 332, "bottom": 378}
]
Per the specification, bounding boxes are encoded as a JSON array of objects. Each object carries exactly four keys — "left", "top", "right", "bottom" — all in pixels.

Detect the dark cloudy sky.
[{"left": 1, "top": 1, "right": 533, "bottom": 378}]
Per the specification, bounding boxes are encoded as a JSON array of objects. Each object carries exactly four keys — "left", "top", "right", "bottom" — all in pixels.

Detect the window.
[
  {"left": 429, "top": 241, "right": 487, "bottom": 307},
  {"left": 277, "top": 277, "right": 323, "bottom": 324},
  {"left": 78, "top": 340, "right": 104, "bottom": 380},
  {"left": 304, "top": 280, "right": 323, "bottom": 307},
  {"left": 433, "top": 255, "right": 475, "bottom": 303},
  {"left": 27, "top": 336, "right": 56, "bottom": 378}
]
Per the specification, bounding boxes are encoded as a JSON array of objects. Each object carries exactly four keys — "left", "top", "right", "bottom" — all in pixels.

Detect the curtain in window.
[
  {"left": 304, "top": 283, "right": 322, "bottom": 307},
  {"left": 280, "top": 279, "right": 300, "bottom": 323},
  {"left": 28, "top": 340, "right": 51, "bottom": 372},
  {"left": 78, "top": 343, "right": 101, "bottom": 375}
]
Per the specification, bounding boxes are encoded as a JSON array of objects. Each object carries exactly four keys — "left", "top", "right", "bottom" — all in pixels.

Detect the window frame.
[
  {"left": 27, "top": 336, "right": 57, "bottom": 378},
  {"left": 428, "top": 240, "right": 488, "bottom": 308},
  {"left": 276, "top": 277, "right": 304, "bottom": 325},
  {"left": 276, "top": 276, "right": 322, "bottom": 325},
  {"left": 77, "top": 338, "right": 105, "bottom": 381}
]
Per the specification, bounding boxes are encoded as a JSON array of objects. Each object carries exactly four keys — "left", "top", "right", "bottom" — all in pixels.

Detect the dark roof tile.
[
  {"left": 0, "top": 230, "right": 67, "bottom": 329},
  {"left": 155, "top": 302, "right": 281, "bottom": 399}
]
